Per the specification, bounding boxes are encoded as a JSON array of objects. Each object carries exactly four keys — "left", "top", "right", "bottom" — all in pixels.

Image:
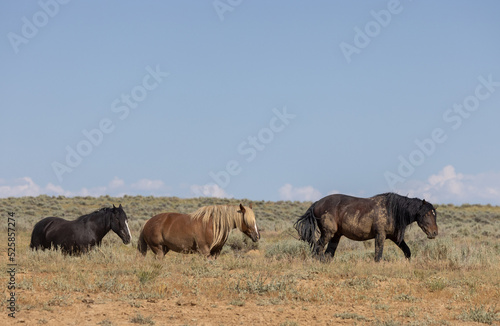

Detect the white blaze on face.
[
  {"left": 125, "top": 219, "right": 132, "bottom": 240},
  {"left": 255, "top": 223, "right": 259, "bottom": 238}
]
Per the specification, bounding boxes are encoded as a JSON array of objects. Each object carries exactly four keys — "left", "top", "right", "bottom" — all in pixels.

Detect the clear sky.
[{"left": 1, "top": 1, "right": 500, "bottom": 205}]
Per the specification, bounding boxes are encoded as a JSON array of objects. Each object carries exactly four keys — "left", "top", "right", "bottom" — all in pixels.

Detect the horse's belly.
[
  {"left": 162, "top": 228, "right": 208, "bottom": 254},
  {"left": 162, "top": 238, "right": 198, "bottom": 254},
  {"left": 340, "top": 219, "right": 376, "bottom": 241}
]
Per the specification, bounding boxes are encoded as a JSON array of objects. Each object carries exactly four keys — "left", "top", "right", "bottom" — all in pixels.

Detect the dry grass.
[{"left": 1, "top": 196, "right": 500, "bottom": 325}]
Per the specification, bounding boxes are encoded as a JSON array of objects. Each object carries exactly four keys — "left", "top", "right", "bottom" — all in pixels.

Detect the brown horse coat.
[
  {"left": 295, "top": 193, "right": 438, "bottom": 262},
  {"left": 138, "top": 204, "right": 259, "bottom": 258}
]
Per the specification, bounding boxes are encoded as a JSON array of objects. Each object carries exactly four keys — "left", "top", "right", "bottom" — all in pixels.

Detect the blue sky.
[{"left": 1, "top": 1, "right": 500, "bottom": 205}]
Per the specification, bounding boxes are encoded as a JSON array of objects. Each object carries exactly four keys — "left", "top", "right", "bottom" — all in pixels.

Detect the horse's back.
[
  {"left": 144, "top": 212, "right": 191, "bottom": 235},
  {"left": 314, "top": 194, "right": 377, "bottom": 216},
  {"left": 143, "top": 212, "right": 208, "bottom": 254}
]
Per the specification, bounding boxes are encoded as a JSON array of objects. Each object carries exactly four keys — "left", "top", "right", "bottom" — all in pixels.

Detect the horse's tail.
[
  {"left": 293, "top": 202, "right": 318, "bottom": 249},
  {"left": 29, "top": 230, "right": 39, "bottom": 250},
  {"left": 29, "top": 218, "right": 52, "bottom": 250},
  {"left": 137, "top": 225, "right": 148, "bottom": 256}
]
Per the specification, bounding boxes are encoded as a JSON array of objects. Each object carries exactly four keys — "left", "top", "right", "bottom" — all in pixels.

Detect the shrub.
[{"left": 264, "top": 239, "right": 310, "bottom": 260}]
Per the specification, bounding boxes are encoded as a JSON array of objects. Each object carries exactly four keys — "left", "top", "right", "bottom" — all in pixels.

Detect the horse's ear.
[
  {"left": 239, "top": 203, "right": 245, "bottom": 213},
  {"left": 249, "top": 203, "right": 253, "bottom": 209},
  {"left": 119, "top": 204, "right": 122, "bottom": 209},
  {"left": 113, "top": 204, "right": 116, "bottom": 208},
  {"left": 422, "top": 199, "right": 427, "bottom": 205}
]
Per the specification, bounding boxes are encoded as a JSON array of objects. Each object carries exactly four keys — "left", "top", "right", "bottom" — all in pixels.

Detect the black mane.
[
  {"left": 381, "top": 192, "right": 431, "bottom": 243},
  {"left": 75, "top": 207, "right": 113, "bottom": 222}
]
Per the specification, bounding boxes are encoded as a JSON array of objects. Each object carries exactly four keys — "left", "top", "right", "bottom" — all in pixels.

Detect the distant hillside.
[{"left": 1, "top": 196, "right": 499, "bottom": 242}]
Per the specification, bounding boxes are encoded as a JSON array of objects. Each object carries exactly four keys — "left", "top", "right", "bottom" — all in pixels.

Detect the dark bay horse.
[
  {"left": 30, "top": 205, "right": 131, "bottom": 255},
  {"left": 294, "top": 193, "right": 438, "bottom": 262},
  {"left": 138, "top": 204, "right": 260, "bottom": 258}
]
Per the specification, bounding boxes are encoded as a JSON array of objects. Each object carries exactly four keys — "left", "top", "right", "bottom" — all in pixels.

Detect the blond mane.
[{"left": 189, "top": 205, "right": 256, "bottom": 250}]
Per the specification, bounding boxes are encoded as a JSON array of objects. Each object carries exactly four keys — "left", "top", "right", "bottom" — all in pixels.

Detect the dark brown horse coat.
[
  {"left": 138, "top": 204, "right": 259, "bottom": 258},
  {"left": 295, "top": 193, "right": 438, "bottom": 262}
]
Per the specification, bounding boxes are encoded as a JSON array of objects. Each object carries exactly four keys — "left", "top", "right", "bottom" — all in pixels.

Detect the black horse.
[
  {"left": 294, "top": 193, "right": 438, "bottom": 262},
  {"left": 30, "top": 204, "right": 131, "bottom": 255}
]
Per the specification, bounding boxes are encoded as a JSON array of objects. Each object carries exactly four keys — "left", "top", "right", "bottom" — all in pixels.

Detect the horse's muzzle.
[
  {"left": 121, "top": 234, "right": 131, "bottom": 244},
  {"left": 248, "top": 230, "right": 260, "bottom": 242},
  {"left": 427, "top": 230, "right": 438, "bottom": 239}
]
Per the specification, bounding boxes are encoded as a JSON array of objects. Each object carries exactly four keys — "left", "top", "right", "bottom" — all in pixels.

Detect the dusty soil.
[{"left": 5, "top": 275, "right": 496, "bottom": 326}]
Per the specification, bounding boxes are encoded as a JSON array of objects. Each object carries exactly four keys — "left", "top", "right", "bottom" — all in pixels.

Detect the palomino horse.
[
  {"left": 138, "top": 203, "right": 260, "bottom": 258},
  {"left": 30, "top": 205, "right": 131, "bottom": 255},
  {"left": 294, "top": 193, "right": 438, "bottom": 262}
]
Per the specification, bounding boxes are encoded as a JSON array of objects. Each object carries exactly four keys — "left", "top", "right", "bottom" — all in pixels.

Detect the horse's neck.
[
  {"left": 230, "top": 215, "right": 242, "bottom": 230},
  {"left": 407, "top": 212, "right": 417, "bottom": 224},
  {"left": 86, "top": 213, "right": 111, "bottom": 240}
]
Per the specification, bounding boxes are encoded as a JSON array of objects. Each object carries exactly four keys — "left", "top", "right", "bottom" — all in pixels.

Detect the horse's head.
[
  {"left": 110, "top": 204, "right": 132, "bottom": 244},
  {"left": 417, "top": 200, "right": 438, "bottom": 239},
  {"left": 238, "top": 203, "right": 260, "bottom": 242}
]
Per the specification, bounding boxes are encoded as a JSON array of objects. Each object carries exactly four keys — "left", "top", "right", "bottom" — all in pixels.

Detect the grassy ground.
[{"left": 1, "top": 196, "right": 499, "bottom": 325}]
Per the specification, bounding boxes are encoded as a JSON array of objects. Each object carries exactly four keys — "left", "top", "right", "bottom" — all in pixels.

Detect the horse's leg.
[
  {"left": 162, "top": 246, "right": 170, "bottom": 256},
  {"left": 149, "top": 244, "right": 165, "bottom": 259},
  {"left": 324, "top": 234, "right": 342, "bottom": 259},
  {"left": 391, "top": 238, "right": 411, "bottom": 260},
  {"left": 315, "top": 231, "right": 335, "bottom": 260},
  {"left": 155, "top": 251, "right": 165, "bottom": 259},
  {"left": 201, "top": 244, "right": 213, "bottom": 258},
  {"left": 315, "top": 213, "right": 337, "bottom": 259},
  {"left": 374, "top": 233, "right": 386, "bottom": 262}
]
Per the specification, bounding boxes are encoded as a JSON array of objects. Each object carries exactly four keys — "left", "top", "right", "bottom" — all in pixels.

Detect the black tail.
[
  {"left": 29, "top": 234, "right": 38, "bottom": 250},
  {"left": 30, "top": 219, "right": 52, "bottom": 250},
  {"left": 293, "top": 202, "right": 318, "bottom": 248}
]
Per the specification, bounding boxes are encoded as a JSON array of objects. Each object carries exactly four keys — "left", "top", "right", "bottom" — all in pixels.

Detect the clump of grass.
[
  {"left": 398, "top": 307, "right": 417, "bottom": 318},
  {"left": 334, "top": 312, "right": 370, "bottom": 321},
  {"left": 425, "top": 276, "right": 448, "bottom": 292},
  {"left": 280, "top": 321, "right": 299, "bottom": 326},
  {"left": 340, "top": 277, "right": 375, "bottom": 290},
  {"left": 136, "top": 263, "right": 163, "bottom": 285},
  {"left": 229, "top": 299, "right": 245, "bottom": 306},
  {"left": 223, "top": 233, "right": 259, "bottom": 253},
  {"left": 265, "top": 239, "right": 310, "bottom": 260},
  {"left": 374, "top": 304, "right": 390, "bottom": 311},
  {"left": 130, "top": 312, "right": 155, "bottom": 325},
  {"left": 232, "top": 272, "right": 297, "bottom": 296},
  {"left": 394, "top": 293, "right": 420, "bottom": 302},
  {"left": 372, "top": 320, "right": 403, "bottom": 326},
  {"left": 456, "top": 305, "right": 499, "bottom": 325},
  {"left": 47, "top": 294, "right": 71, "bottom": 307}
]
